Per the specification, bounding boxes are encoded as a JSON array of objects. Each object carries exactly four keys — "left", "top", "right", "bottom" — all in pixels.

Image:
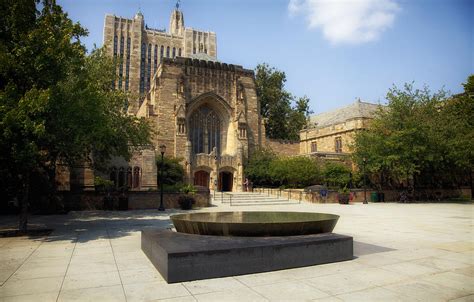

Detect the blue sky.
[{"left": 59, "top": 0, "right": 473, "bottom": 114}]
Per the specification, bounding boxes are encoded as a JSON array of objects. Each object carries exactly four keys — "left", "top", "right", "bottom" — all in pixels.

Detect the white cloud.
[{"left": 288, "top": 0, "right": 400, "bottom": 45}]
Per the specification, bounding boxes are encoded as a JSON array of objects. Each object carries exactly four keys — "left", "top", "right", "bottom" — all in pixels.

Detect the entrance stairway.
[{"left": 212, "top": 191, "right": 301, "bottom": 206}]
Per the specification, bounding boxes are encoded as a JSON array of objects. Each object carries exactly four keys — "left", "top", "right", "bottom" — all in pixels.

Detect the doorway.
[
  {"left": 194, "top": 171, "right": 210, "bottom": 188},
  {"left": 219, "top": 171, "right": 233, "bottom": 192}
]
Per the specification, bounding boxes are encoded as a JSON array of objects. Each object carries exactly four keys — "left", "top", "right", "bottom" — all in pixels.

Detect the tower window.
[
  {"left": 113, "top": 35, "right": 117, "bottom": 55},
  {"left": 166, "top": 46, "right": 170, "bottom": 58},
  {"left": 140, "top": 42, "right": 146, "bottom": 94}
]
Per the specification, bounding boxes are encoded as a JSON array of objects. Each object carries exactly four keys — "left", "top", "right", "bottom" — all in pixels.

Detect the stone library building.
[{"left": 89, "top": 6, "right": 266, "bottom": 192}]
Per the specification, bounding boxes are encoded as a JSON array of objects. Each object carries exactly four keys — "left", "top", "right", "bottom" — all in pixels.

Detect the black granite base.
[{"left": 141, "top": 229, "right": 353, "bottom": 283}]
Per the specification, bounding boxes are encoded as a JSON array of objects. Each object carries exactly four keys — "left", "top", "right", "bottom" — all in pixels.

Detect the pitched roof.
[{"left": 309, "top": 100, "right": 381, "bottom": 128}]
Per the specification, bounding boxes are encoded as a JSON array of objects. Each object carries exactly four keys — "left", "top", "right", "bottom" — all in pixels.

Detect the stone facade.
[
  {"left": 98, "top": 8, "right": 265, "bottom": 192},
  {"left": 300, "top": 100, "right": 381, "bottom": 160},
  {"left": 137, "top": 57, "right": 264, "bottom": 192}
]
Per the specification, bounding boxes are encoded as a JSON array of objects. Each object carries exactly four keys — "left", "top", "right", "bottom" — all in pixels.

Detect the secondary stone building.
[
  {"left": 98, "top": 7, "right": 265, "bottom": 192},
  {"left": 300, "top": 100, "right": 380, "bottom": 159}
]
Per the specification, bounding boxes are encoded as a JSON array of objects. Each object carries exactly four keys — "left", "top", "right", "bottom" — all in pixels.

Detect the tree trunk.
[
  {"left": 470, "top": 168, "right": 473, "bottom": 201},
  {"left": 18, "top": 172, "right": 30, "bottom": 233}
]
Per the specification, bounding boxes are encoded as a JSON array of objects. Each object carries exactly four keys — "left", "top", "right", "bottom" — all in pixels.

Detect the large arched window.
[{"left": 189, "top": 106, "right": 221, "bottom": 155}]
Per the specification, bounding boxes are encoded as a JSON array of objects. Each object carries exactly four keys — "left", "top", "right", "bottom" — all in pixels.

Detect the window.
[
  {"left": 178, "top": 48, "right": 182, "bottom": 57},
  {"left": 119, "top": 36, "right": 124, "bottom": 57},
  {"left": 133, "top": 167, "right": 140, "bottom": 188},
  {"left": 125, "top": 37, "right": 130, "bottom": 90},
  {"left": 238, "top": 123, "right": 247, "bottom": 139},
  {"left": 147, "top": 44, "right": 152, "bottom": 91},
  {"left": 118, "top": 167, "right": 125, "bottom": 188},
  {"left": 127, "top": 167, "right": 132, "bottom": 188},
  {"left": 189, "top": 106, "right": 221, "bottom": 155},
  {"left": 335, "top": 137, "right": 342, "bottom": 153},
  {"left": 113, "top": 35, "right": 117, "bottom": 55},
  {"left": 193, "top": 47, "right": 196, "bottom": 54},
  {"left": 177, "top": 118, "right": 185, "bottom": 134},
  {"left": 172, "top": 47, "right": 176, "bottom": 58},
  {"left": 166, "top": 46, "right": 170, "bottom": 58},
  {"left": 160, "top": 45, "right": 164, "bottom": 58},
  {"left": 154, "top": 44, "right": 158, "bottom": 70},
  {"left": 311, "top": 141, "right": 317, "bottom": 153},
  {"left": 140, "top": 43, "right": 146, "bottom": 94}
]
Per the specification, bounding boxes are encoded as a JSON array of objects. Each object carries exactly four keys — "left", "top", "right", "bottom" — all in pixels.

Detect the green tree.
[
  {"left": 255, "top": 63, "right": 312, "bottom": 140},
  {"left": 244, "top": 148, "right": 276, "bottom": 186},
  {"left": 352, "top": 80, "right": 474, "bottom": 195},
  {"left": 287, "top": 95, "right": 312, "bottom": 140},
  {"left": 0, "top": 0, "right": 152, "bottom": 231}
]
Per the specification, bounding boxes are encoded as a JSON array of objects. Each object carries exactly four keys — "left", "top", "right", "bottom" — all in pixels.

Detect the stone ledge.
[{"left": 141, "top": 229, "right": 353, "bottom": 283}]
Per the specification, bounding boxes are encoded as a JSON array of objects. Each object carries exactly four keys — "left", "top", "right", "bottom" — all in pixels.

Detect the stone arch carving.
[{"left": 187, "top": 92, "right": 232, "bottom": 119}]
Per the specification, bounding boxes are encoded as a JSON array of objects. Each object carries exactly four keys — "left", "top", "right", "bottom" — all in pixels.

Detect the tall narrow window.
[
  {"left": 147, "top": 43, "right": 151, "bottom": 91},
  {"left": 133, "top": 167, "right": 140, "bottom": 188},
  {"left": 311, "top": 141, "right": 317, "bottom": 153},
  {"left": 140, "top": 42, "right": 146, "bottom": 94},
  {"left": 154, "top": 44, "right": 158, "bottom": 72},
  {"left": 166, "top": 46, "right": 170, "bottom": 58},
  {"left": 172, "top": 47, "right": 176, "bottom": 58},
  {"left": 118, "top": 167, "right": 125, "bottom": 188},
  {"left": 160, "top": 45, "right": 164, "bottom": 59},
  {"left": 238, "top": 123, "right": 247, "bottom": 139},
  {"left": 177, "top": 118, "right": 185, "bottom": 134},
  {"left": 178, "top": 48, "right": 182, "bottom": 57},
  {"left": 113, "top": 35, "right": 117, "bottom": 55},
  {"left": 335, "top": 137, "right": 342, "bottom": 153},
  {"left": 127, "top": 167, "right": 132, "bottom": 188},
  {"left": 125, "top": 37, "right": 130, "bottom": 90}
]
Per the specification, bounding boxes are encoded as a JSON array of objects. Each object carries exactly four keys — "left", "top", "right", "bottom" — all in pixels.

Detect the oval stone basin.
[{"left": 171, "top": 211, "right": 339, "bottom": 236}]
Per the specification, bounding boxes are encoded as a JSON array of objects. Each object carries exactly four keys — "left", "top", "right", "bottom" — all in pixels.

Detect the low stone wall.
[
  {"left": 128, "top": 191, "right": 210, "bottom": 210},
  {"left": 253, "top": 187, "right": 470, "bottom": 203},
  {"left": 62, "top": 190, "right": 211, "bottom": 211}
]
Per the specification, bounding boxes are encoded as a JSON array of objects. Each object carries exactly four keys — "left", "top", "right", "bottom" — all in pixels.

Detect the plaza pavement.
[{"left": 0, "top": 193, "right": 473, "bottom": 301}]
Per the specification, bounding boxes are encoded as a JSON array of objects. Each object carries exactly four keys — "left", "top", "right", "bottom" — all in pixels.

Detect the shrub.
[
  {"left": 322, "top": 162, "right": 351, "bottom": 189},
  {"left": 177, "top": 195, "right": 195, "bottom": 210},
  {"left": 269, "top": 156, "right": 320, "bottom": 188}
]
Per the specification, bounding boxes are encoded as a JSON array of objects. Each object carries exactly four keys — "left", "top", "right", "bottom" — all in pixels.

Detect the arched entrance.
[
  {"left": 194, "top": 170, "right": 210, "bottom": 188},
  {"left": 218, "top": 171, "right": 233, "bottom": 192}
]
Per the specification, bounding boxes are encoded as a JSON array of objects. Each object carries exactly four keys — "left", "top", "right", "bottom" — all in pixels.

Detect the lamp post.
[
  {"left": 363, "top": 157, "right": 368, "bottom": 204},
  {"left": 158, "top": 144, "right": 166, "bottom": 211}
]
